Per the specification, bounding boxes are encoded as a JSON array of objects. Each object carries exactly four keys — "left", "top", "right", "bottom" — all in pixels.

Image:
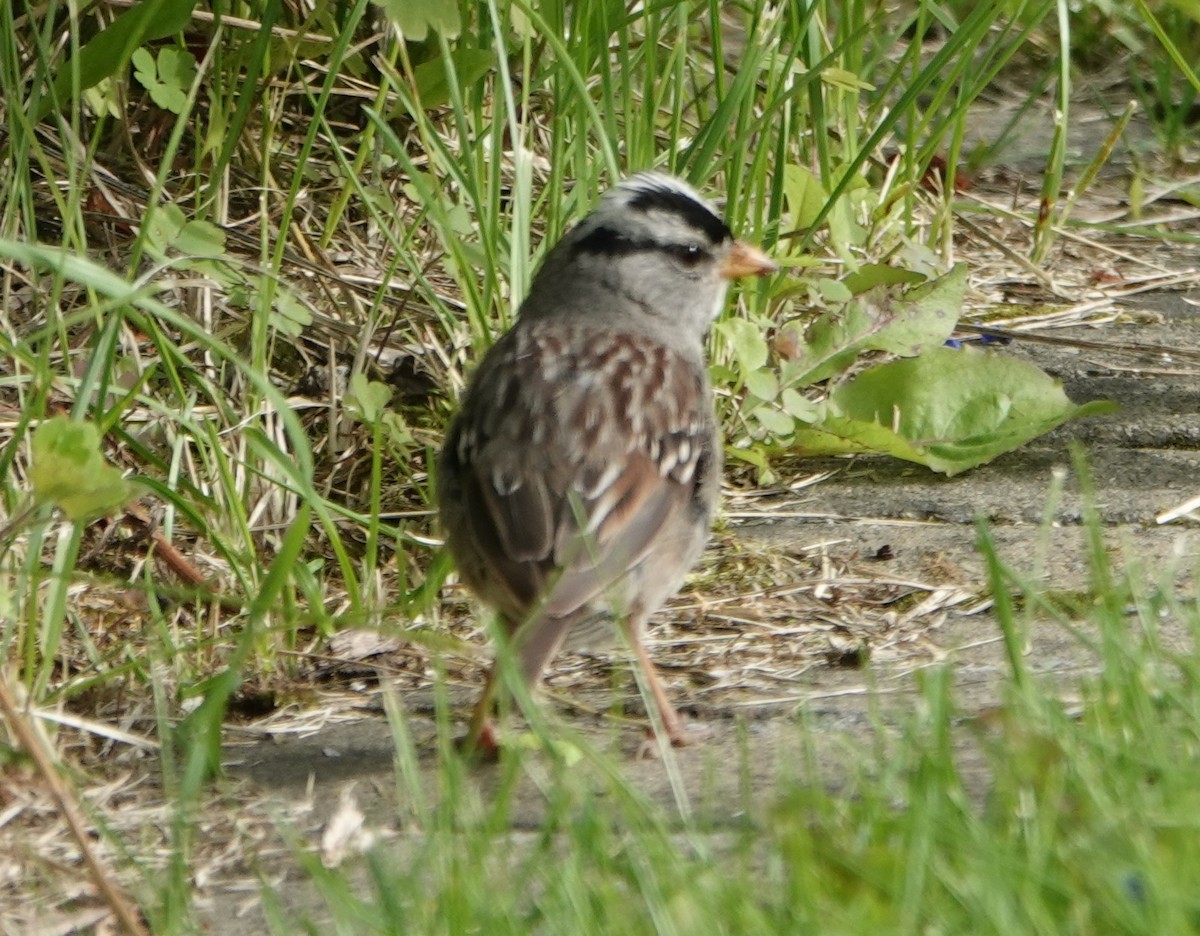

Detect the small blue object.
[
  {"left": 944, "top": 338, "right": 963, "bottom": 349},
  {"left": 1122, "top": 871, "right": 1147, "bottom": 904}
]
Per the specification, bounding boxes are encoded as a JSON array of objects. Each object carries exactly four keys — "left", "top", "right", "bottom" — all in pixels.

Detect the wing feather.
[{"left": 439, "top": 318, "right": 714, "bottom": 626}]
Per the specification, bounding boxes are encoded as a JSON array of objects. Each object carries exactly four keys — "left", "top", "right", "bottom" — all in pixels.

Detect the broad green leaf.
[
  {"left": 782, "top": 164, "right": 828, "bottom": 231},
  {"left": 790, "top": 411, "right": 932, "bottom": 463},
  {"left": 346, "top": 372, "right": 414, "bottom": 452},
  {"left": 792, "top": 346, "right": 1118, "bottom": 475},
  {"left": 30, "top": 417, "right": 133, "bottom": 521},
  {"left": 35, "top": 0, "right": 198, "bottom": 121},
  {"left": 825, "top": 186, "right": 869, "bottom": 252},
  {"left": 144, "top": 204, "right": 225, "bottom": 261},
  {"left": 408, "top": 50, "right": 496, "bottom": 112},
  {"left": 709, "top": 363, "right": 738, "bottom": 386},
  {"left": 372, "top": 0, "right": 461, "bottom": 40},
  {"left": 781, "top": 388, "right": 820, "bottom": 422},
  {"left": 816, "top": 278, "right": 854, "bottom": 302},
  {"left": 82, "top": 77, "right": 121, "bottom": 119},
  {"left": 716, "top": 318, "right": 769, "bottom": 373},
  {"left": 754, "top": 407, "right": 795, "bottom": 437},
  {"left": 790, "top": 264, "right": 966, "bottom": 385},
  {"left": 270, "top": 286, "right": 312, "bottom": 338},
  {"left": 132, "top": 47, "right": 196, "bottom": 113},
  {"left": 842, "top": 263, "right": 925, "bottom": 296},
  {"left": 744, "top": 368, "right": 779, "bottom": 402},
  {"left": 173, "top": 218, "right": 225, "bottom": 256},
  {"left": 445, "top": 201, "right": 476, "bottom": 236},
  {"left": 144, "top": 203, "right": 187, "bottom": 252},
  {"left": 346, "top": 373, "right": 394, "bottom": 425}
]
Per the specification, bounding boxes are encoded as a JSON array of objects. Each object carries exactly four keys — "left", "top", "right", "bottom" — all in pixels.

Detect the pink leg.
[
  {"left": 462, "top": 614, "right": 576, "bottom": 758},
  {"left": 460, "top": 662, "right": 501, "bottom": 760},
  {"left": 630, "top": 628, "right": 690, "bottom": 747}
]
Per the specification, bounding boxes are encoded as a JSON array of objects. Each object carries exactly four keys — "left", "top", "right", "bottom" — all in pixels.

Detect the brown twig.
[
  {"left": 123, "top": 502, "right": 214, "bottom": 591},
  {"left": 0, "top": 674, "right": 150, "bottom": 936}
]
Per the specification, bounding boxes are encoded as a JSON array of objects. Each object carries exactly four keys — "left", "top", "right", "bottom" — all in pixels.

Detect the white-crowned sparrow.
[{"left": 438, "top": 172, "right": 775, "bottom": 753}]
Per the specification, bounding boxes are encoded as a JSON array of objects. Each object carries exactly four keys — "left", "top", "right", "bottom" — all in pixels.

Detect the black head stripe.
[
  {"left": 628, "top": 186, "right": 732, "bottom": 246},
  {"left": 573, "top": 224, "right": 717, "bottom": 265},
  {"left": 573, "top": 224, "right": 644, "bottom": 256}
]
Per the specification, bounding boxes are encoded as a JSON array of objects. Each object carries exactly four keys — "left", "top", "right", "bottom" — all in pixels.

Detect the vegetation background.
[{"left": 2, "top": 0, "right": 1200, "bottom": 931}]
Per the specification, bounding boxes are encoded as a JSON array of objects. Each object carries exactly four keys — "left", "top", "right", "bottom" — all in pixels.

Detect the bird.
[{"left": 437, "top": 172, "right": 776, "bottom": 755}]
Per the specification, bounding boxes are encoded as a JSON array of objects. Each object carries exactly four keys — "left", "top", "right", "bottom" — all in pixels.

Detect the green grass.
[
  {"left": 2, "top": 0, "right": 1200, "bottom": 932},
  {"left": 259, "top": 509, "right": 1200, "bottom": 934}
]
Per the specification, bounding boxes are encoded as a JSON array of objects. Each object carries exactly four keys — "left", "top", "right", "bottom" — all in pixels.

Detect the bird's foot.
[
  {"left": 457, "top": 720, "right": 502, "bottom": 763},
  {"left": 635, "top": 720, "right": 698, "bottom": 760}
]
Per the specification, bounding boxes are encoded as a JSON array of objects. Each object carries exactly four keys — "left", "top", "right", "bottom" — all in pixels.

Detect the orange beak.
[{"left": 719, "top": 241, "right": 778, "bottom": 280}]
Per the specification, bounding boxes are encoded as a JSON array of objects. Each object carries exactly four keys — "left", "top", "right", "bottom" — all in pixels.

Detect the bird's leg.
[
  {"left": 462, "top": 613, "right": 577, "bottom": 759},
  {"left": 461, "top": 661, "right": 501, "bottom": 759},
  {"left": 630, "top": 629, "right": 690, "bottom": 748}
]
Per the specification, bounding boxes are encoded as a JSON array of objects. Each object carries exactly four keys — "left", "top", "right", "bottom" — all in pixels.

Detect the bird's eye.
[{"left": 671, "top": 244, "right": 705, "bottom": 267}]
